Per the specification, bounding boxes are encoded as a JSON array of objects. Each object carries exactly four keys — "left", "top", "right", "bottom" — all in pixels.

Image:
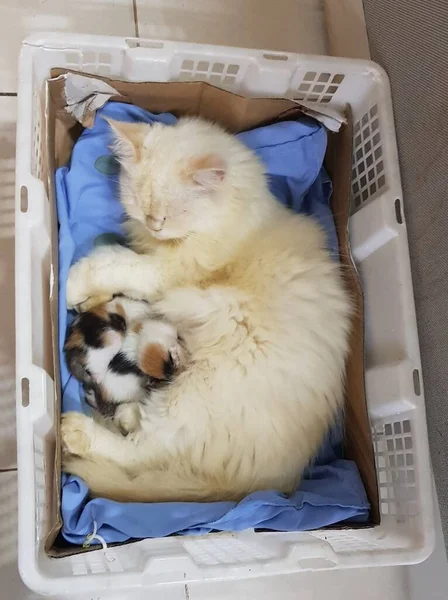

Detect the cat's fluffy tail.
[{"left": 63, "top": 456, "right": 237, "bottom": 503}]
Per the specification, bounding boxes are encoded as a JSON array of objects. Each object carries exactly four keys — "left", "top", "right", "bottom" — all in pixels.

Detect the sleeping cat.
[
  {"left": 64, "top": 296, "right": 185, "bottom": 431},
  {"left": 61, "top": 116, "right": 352, "bottom": 503}
]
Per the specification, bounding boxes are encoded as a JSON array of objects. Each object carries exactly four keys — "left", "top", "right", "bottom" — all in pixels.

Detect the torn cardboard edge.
[
  {"left": 51, "top": 70, "right": 346, "bottom": 133},
  {"left": 61, "top": 73, "right": 120, "bottom": 127},
  {"left": 44, "top": 70, "right": 377, "bottom": 558}
]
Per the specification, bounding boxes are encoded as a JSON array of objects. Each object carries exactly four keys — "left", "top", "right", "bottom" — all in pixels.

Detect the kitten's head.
[{"left": 107, "top": 117, "right": 254, "bottom": 241}]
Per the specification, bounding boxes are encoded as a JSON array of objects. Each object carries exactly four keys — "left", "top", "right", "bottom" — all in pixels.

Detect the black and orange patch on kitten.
[
  {"left": 139, "top": 343, "right": 175, "bottom": 380},
  {"left": 64, "top": 297, "right": 183, "bottom": 422},
  {"left": 64, "top": 307, "right": 126, "bottom": 380}
]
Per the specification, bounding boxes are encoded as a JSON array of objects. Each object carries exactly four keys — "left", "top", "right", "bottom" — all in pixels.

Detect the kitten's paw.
[
  {"left": 114, "top": 403, "right": 141, "bottom": 436},
  {"left": 168, "top": 344, "right": 181, "bottom": 369},
  {"left": 61, "top": 412, "right": 94, "bottom": 457},
  {"left": 83, "top": 386, "right": 99, "bottom": 410}
]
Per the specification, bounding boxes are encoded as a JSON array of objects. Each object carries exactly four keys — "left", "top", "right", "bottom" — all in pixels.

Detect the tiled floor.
[
  {"left": 0, "top": 1, "right": 447, "bottom": 598},
  {"left": 0, "top": 95, "right": 16, "bottom": 471},
  {"left": 0, "top": 1, "right": 135, "bottom": 92},
  {"left": 134, "top": 0, "right": 327, "bottom": 55}
]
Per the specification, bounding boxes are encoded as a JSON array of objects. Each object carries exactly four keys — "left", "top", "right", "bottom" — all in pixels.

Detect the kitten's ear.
[
  {"left": 105, "top": 118, "right": 149, "bottom": 162},
  {"left": 190, "top": 154, "right": 227, "bottom": 190}
]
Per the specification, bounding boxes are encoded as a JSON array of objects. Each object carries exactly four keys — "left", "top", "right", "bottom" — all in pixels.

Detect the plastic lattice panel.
[
  {"left": 33, "top": 435, "right": 48, "bottom": 540},
  {"left": 182, "top": 538, "right": 280, "bottom": 565},
  {"left": 313, "top": 531, "right": 382, "bottom": 554},
  {"left": 31, "top": 91, "right": 43, "bottom": 181},
  {"left": 373, "top": 419, "right": 418, "bottom": 522},
  {"left": 64, "top": 51, "right": 113, "bottom": 76},
  {"left": 351, "top": 105, "right": 386, "bottom": 210},
  {"left": 70, "top": 548, "right": 124, "bottom": 576},
  {"left": 178, "top": 59, "right": 240, "bottom": 86},
  {"left": 294, "top": 71, "right": 345, "bottom": 104}
]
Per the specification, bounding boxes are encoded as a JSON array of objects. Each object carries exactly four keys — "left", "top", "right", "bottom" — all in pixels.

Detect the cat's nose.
[{"left": 147, "top": 216, "right": 166, "bottom": 231}]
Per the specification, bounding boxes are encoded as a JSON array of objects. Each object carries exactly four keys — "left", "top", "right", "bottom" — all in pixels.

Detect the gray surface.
[{"left": 363, "top": 0, "right": 448, "bottom": 552}]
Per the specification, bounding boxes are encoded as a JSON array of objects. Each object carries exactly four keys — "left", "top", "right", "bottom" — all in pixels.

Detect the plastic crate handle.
[{"left": 16, "top": 175, "right": 54, "bottom": 433}]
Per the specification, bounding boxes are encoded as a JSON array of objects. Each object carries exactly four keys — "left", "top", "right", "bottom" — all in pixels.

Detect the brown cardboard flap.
[
  {"left": 45, "top": 81, "right": 63, "bottom": 554},
  {"left": 50, "top": 69, "right": 302, "bottom": 132},
  {"left": 45, "top": 76, "right": 378, "bottom": 556},
  {"left": 326, "top": 111, "right": 379, "bottom": 524}
]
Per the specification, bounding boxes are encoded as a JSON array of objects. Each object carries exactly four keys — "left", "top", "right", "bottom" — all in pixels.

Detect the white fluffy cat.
[{"left": 61, "top": 117, "right": 351, "bottom": 502}]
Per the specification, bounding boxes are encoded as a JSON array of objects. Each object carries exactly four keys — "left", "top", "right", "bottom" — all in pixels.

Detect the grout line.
[
  {"left": 132, "top": 0, "right": 140, "bottom": 38},
  {"left": 0, "top": 93, "right": 17, "bottom": 97}
]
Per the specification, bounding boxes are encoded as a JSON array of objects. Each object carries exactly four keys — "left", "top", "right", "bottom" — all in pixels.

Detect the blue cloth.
[{"left": 56, "top": 102, "right": 369, "bottom": 545}]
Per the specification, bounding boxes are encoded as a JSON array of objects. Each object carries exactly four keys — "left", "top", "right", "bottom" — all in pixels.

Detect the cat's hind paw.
[{"left": 61, "top": 412, "right": 95, "bottom": 457}]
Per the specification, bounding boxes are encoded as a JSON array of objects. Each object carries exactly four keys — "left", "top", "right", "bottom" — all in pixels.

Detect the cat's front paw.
[
  {"left": 66, "top": 257, "right": 97, "bottom": 310},
  {"left": 66, "top": 246, "right": 136, "bottom": 310},
  {"left": 61, "top": 412, "right": 95, "bottom": 457}
]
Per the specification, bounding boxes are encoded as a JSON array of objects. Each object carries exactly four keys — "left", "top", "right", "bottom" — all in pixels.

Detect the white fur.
[
  {"left": 62, "top": 118, "right": 351, "bottom": 503},
  {"left": 108, "top": 296, "right": 152, "bottom": 322},
  {"left": 87, "top": 332, "right": 122, "bottom": 383},
  {"left": 102, "top": 372, "right": 143, "bottom": 404},
  {"left": 83, "top": 298, "right": 150, "bottom": 405}
]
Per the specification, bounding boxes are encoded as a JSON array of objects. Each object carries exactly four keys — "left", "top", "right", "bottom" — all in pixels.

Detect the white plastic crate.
[{"left": 15, "top": 33, "right": 434, "bottom": 596}]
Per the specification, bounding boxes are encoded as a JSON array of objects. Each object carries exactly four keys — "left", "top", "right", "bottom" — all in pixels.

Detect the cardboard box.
[{"left": 44, "top": 72, "right": 378, "bottom": 556}]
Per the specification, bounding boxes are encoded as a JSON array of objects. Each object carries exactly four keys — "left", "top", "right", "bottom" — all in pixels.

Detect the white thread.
[{"left": 83, "top": 520, "right": 115, "bottom": 562}]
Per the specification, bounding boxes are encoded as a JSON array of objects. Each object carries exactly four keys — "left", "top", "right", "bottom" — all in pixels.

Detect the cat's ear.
[
  {"left": 190, "top": 154, "right": 227, "bottom": 190},
  {"left": 105, "top": 118, "right": 149, "bottom": 162}
]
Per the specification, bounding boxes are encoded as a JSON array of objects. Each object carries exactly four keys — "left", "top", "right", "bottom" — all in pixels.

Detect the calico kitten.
[{"left": 64, "top": 296, "right": 183, "bottom": 430}]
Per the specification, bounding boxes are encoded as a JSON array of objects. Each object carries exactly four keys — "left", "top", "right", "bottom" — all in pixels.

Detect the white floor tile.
[
  {"left": 135, "top": 0, "right": 328, "bottom": 55},
  {"left": 0, "top": 0, "right": 136, "bottom": 93},
  {"left": 0, "top": 471, "right": 41, "bottom": 600},
  {"left": 406, "top": 488, "right": 448, "bottom": 600},
  {"left": 324, "top": 0, "right": 370, "bottom": 59},
  {"left": 0, "top": 96, "right": 17, "bottom": 470},
  {"left": 188, "top": 567, "right": 409, "bottom": 600}
]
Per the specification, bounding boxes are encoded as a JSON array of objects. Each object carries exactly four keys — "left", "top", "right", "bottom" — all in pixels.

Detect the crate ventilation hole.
[
  {"left": 351, "top": 105, "right": 386, "bottom": 209},
  {"left": 32, "top": 92, "right": 43, "bottom": 180},
  {"left": 313, "top": 531, "right": 382, "bottom": 554},
  {"left": 178, "top": 59, "right": 240, "bottom": 86},
  {"left": 64, "top": 51, "right": 113, "bottom": 76},
  {"left": 182, "top": 537, "right": 279, "bottom": 565},
  {"left": 373, "top": 419, "right": 417, "bottom": 521},
  {"left": 294, "top": 71, "right": 345, "bottom": 104},
  {"left": 125, "top": 39, "right": 165, "bottom": 50}
]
